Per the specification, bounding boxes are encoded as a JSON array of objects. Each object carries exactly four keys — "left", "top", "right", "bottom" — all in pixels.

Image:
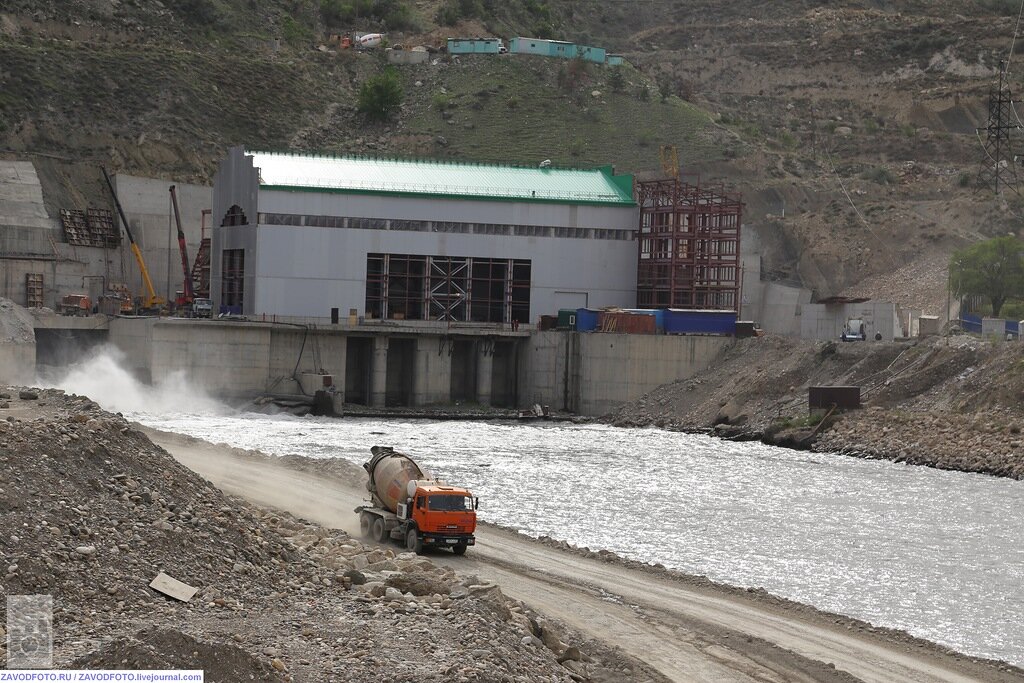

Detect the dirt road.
[{"left": 145, "top": 428, "right": 1023, "bottom": 683}]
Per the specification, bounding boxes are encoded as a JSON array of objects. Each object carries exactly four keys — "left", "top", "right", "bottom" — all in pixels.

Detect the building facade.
[{"left": 211, "top": 148, "right": 639, "bottom": 321}]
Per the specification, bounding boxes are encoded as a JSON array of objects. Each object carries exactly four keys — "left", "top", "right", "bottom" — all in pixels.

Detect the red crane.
[{"left": 169, "top": 185, "right": 194, "bottom": 307}]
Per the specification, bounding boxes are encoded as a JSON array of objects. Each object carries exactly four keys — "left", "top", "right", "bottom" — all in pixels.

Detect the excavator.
[{"left": 102, "top": 167, "right": 165, "bottom": 313}]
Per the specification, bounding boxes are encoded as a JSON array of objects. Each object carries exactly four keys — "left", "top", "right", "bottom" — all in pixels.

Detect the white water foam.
[{"left": 38, "top": 346, "right": 232, "bottom": 417}]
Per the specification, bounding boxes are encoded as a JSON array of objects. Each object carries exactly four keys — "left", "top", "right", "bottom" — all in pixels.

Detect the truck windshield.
[{"left": 427, "top": 495, "right": 472, "bottom": 511}]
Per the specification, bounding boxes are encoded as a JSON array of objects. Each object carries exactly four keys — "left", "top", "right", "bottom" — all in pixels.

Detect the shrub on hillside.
[
  {"left": 178, "top": 0, "right": 221, "bottom": 26},
  {"left": 321, "top": 0, "right": 416, "bottom": 30},
  {"left": 436, "top": 0, "right": 484, "bottom": 26},
  {"left": 358, "top": 68, "right": 404, "bottom": 122}
]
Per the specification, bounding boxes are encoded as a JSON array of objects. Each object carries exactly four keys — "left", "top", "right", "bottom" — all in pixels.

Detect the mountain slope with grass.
[{"left": 3, "top": 0, "right": 1024, "bottom": 304}]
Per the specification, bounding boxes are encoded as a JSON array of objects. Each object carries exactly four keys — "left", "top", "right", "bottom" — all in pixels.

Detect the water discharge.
[
  {"left": 46, "top": 352, "right": 1024, "bottom": 666},
  {"left": 38, "top": 346, "right": 230, "bottom": 416}
]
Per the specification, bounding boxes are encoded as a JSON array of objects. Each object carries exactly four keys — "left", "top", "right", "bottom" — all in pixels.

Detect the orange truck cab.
[{"left": 356, "top": 446, "right": 478, "bottom": 555}]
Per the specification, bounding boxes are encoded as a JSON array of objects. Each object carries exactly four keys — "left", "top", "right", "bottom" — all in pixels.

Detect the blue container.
[
  {"left": 664, "top": 309, "right": 737, "bottom": 335},
  {"left": 575, "top": 308, "right": 600, "bottom": 332},
  {"left": 624, "top": 308, "right": 665, "bottom": 332}
]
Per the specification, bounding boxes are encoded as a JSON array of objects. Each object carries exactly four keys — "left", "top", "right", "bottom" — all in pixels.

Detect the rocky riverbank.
[
  {"left": 0, "top": 387, "right": 661, "bottom": 682},
  {"left": 606, "top": 334, "right": 1024, "bottom": 480}
]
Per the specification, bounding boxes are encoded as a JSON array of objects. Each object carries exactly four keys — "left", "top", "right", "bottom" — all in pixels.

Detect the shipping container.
[
  {"left": 538, "top": 314, "right": 558, "bottom": 331},
  {"left": 575, "top": 308, "right": 600, "bottom": 332},
  {"left": 624, "top": 308, "right": 665, "bottom": 332},
  {"left": 598, "top": 311, "right": 657, "bottom": 334},
  {"left": 664, "top": 309, "right": 737, "bottom": 335},
  {"left": 556, "top": 308, "right": 577, "bottom": 330}
]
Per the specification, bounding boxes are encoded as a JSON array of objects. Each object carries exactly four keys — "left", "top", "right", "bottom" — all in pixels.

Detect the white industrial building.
[{"left": 210, "top": 147, "right": 639, "bottom": 322}]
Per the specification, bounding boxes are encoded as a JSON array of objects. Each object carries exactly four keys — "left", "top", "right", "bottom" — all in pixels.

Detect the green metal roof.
[{"left": 247, "top": 151, "right": 635, "bottom": 206}]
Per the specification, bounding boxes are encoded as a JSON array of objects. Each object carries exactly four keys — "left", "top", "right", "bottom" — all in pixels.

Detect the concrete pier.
[
  {"left": 370, "top": 336, "right": 389, "bottom": 407},
  {"left": 413, "top": 336, "right": 452, "bottom": 406},
  {"left": 476, "top": 341, "right": 494, "bottom": 406}
]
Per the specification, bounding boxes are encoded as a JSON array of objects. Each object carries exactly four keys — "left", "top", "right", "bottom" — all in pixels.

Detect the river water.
[{"left": 129, "top": 410, "right": 1024, "bottom": 666}]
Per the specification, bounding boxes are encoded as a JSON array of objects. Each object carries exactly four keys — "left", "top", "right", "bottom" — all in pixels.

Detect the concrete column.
[
  {"left": 371, "top": 336, "right": 389, "bottom": 407},
  {"left": 413, "top": 336, "right": 453, "bottom": 407},
  {"left": 476, "top": 341, "right": 493, "bottom": 406}
]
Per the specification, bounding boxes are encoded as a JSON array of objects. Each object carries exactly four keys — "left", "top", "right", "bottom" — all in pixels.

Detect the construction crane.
[
  {"left": 659, "top": 144, "right": 680, "bottom": 179},
  {"left": 102, "top": 167, "right": 165, "bottom": 312},
  {"left": 169, "top": 185, "right": 194, "bottom": 312}
]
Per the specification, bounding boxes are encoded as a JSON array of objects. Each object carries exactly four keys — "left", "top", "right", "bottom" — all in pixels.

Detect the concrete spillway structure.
[{"left": 28, "top": 312, "right": 730, "bottom": 416}]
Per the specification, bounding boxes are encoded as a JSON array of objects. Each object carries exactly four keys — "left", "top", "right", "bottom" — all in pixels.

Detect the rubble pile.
[
  {"left": 607, "top": 335, "right": 1024, "bottom": 480},
  {"left": 0, "top": 388, "right": 627, "bottom": 682}
]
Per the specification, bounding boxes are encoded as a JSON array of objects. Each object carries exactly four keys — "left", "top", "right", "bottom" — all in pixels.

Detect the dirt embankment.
[
  {"left": 0, "top": 388, "right": 657, "bottom": 683},
  {"left": 606, "top": 333, "right": 1024, "bottom": 480}
]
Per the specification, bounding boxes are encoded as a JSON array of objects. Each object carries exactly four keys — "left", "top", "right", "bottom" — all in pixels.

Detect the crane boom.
[
  {"left": 102, "top": 167, "right": 164, "bottom": 310},
  {"left": 169, "top": 185, "right": 194, "bottom": 301}
]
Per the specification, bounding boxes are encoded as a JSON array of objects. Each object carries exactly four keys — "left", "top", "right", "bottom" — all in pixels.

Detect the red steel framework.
[{"left": 635, "top": 178, "right": 743, "bottom": 311}]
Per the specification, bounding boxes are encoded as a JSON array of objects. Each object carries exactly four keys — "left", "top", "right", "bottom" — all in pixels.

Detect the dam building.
[
  {"left": 211, "top": 147, "right": 639, "bottom": 322},
  {"left": 200, "top": 147, "right": 660, "bottom": 410}
]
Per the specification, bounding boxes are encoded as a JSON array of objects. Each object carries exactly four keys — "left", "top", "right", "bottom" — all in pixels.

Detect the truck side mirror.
[{"left": 474, "top": 497, "right": 479, "bottom": 510}]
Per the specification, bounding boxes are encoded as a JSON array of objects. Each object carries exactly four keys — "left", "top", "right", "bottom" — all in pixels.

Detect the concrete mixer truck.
[{"left": 355, "top": 446, "right": 478, "bottom": 555}]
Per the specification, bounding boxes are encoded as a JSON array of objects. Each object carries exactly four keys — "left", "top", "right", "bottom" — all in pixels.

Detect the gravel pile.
[{"left": 0, "top": 388, "right": 627, "bottom": 682}]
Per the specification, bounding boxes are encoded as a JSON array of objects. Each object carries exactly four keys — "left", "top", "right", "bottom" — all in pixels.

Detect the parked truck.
[{"left": 355, "top": 446, "right": 477, "bottom": 555}]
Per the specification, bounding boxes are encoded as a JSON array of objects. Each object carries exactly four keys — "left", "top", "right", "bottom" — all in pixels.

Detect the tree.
[
  {"left": 358, "top": 68, "right": 404, "bottom": 122},
  {"left": 949, "top": 235, "right": 1024, "bottom": 318}
]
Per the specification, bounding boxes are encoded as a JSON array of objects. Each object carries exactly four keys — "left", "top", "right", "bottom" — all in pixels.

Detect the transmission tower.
[{"left": 978, "top": 60, "right": 1022, "bottom": 196}]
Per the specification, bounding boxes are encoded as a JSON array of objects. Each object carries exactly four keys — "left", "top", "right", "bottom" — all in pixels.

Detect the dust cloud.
[{"left": 38, "top": 346, "right": 231, "bottom": 416}]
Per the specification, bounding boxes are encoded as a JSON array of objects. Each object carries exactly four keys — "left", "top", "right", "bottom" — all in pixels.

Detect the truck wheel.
[
  {"left": 372, "top": 517, "right": 387, "bottom": 543},
  {"left": 406, "top": 529, "right": 424, "bottom": 555},
  {"left": 452, "top": 543, "right": 467, "bottom": 556},
  {"left": 359, "top": 513, "right": 372, "bottom": 538}
]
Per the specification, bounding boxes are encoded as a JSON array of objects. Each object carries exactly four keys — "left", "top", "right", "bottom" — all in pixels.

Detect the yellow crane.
[
  {"left": 659, "top": 144, "right": 680, "bottom": 179},
  {"left": 102, "top": 167, "right": 165, "bottom": 312}
]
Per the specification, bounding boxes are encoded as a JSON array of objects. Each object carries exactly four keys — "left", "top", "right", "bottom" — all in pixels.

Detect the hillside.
[
  {"left": 607, "top": 332, "right": 1024, "bottom": 480},
  {"left": 3, "top": 0, "right": 1024, "bottom": 301}
]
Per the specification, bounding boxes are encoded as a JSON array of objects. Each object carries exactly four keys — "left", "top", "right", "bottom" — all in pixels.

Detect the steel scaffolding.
[{"left": 635, "top": 179, "right": 743, "bottom": 311}]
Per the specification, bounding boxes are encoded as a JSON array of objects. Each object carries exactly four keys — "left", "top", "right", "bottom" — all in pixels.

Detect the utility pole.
[{"left": 977, "top": 60, "right": 1022, "bottom": 196}]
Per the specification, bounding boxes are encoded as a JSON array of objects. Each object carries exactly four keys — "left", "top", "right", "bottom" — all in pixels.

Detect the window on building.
[
  {"left": 221, "top": 249, "right": 245, "bottom": 311},
  {"left": 365, "top": 253, "right": 530, "bottom": 324},
  {"left": 221, "top": 205, "right": 248, "bottom": 227}
]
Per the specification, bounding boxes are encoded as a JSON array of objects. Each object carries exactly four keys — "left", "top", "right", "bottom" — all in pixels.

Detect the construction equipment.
[
  {"left": 60, "top": 294, "right": 92, "bottom": 316},
  {"left": 355, "top": 446, "right": 478, "bottom": 555},
  {"left": 659, "top": 144, "right": 680, "bottom": 179},
  {"left": 169, "top": 185, "right": 195, "bottom": 313},
  {"left": 101, "top": 167, "right": 165, "bottom": 312}
]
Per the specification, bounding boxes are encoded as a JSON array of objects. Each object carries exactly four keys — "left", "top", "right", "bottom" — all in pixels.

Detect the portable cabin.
[
  {"left": 577, "top": 45, "right": 607, "bottom": 64},
  {"left": 606, "top": 54, "right": 625, "bottom": 66},
  {"left": 447, "top": 38, "right": 501, "bottom": 55},
  {"left": 510, "top": 37, "right": 577, "bottom": 59}
]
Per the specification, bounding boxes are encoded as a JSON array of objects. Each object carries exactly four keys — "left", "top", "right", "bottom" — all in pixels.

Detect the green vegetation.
[
  {"left": 432, "top": 93, "right": 453, "bottom": 112},
  {"left": 861, "top": 166, "right": 897, "bottom": 185},
  {"left": 951, "top": 236, "right": 1024, "bottom": 318},
  {"left": 320, "top": 0, "right": 416, "bottom": 30},
  {"left": 401, "top": 58, "right": 724, "bottom": 171},
  {"left": 436, "top": 0, "right": 484, "bottom": 26},
  {"left": 177, "top": 0, "right": 222, "bottom": 26},
  {"left": 280, "top": 16, "right": 312, "bottom": 47},
  {"left": 358, "top": 67, "right": 404, "bottom": 122}
]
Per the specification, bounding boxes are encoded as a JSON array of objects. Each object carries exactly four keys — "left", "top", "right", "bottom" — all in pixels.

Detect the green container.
[{"left": 557, "top": 308, "right": 578, "bottom": 330}]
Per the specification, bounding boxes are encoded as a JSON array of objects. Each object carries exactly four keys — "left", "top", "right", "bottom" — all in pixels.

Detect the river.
[
  {"left": 129, "top": 409, "right": 1024, "bottom": 667},
  {"left": 43, "top": 349, "right": 1024, "bottom": 665}
]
